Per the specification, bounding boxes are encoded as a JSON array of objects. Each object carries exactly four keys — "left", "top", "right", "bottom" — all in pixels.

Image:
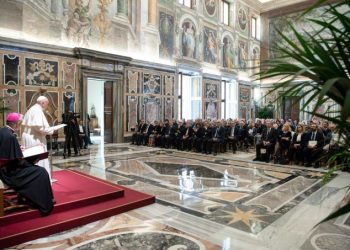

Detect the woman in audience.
[
  {"left": 289, "top": 124, "right": 306, "bottom": 165},
  {"left": 276, "top": 123, "right": 292, "bottom": 164}
]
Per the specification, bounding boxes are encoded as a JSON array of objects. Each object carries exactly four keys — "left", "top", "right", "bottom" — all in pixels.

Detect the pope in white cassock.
[{"left": 21, "top": 96, "right": 54, "bottom": 180}]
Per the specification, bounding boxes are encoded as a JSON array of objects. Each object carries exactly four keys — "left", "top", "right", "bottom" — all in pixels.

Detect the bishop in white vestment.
[{"left": 22, "top": 96, "right": 54, "bottom": 180}]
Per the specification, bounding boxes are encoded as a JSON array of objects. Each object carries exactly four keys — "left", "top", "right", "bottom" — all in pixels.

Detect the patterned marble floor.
[{"left": 8, "top": 143, "right": 350, "bottom": 250}]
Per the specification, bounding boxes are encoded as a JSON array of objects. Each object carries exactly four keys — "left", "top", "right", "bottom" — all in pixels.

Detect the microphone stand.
[{"left": 50, "top": 130, "right": 57, "bottom": 183}]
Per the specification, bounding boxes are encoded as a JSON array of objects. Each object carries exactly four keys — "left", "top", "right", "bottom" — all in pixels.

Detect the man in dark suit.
[
  {"left": 178, "top": 121, "right": 194, "bottom": 151},
  {"left": 208, "top": 120, "right": 224, "bottom": 155},
  {"left": 162, "top": 120, "right": 176, "bottom": 148},
  {"left": 139, "top": 120, "right": 154, "bottom": 146},
  {"left": 303, "top": 123, "right": 324, "bottom": 167},
  {"left": 253, "top": 120, "right": 278, "bottom": 162},
  {"left": 131, "top": 119, "right": 146, "bottom": 145}
]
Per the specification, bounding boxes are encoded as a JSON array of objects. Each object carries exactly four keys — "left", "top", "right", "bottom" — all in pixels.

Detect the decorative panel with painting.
[
  {"left": 63, "top": 91, "right": 76, "bottom": 112},
  {"left": 25, "top": 58, "right": 58, "bottom": 87},
  {"left": 237, "top": 5, "right": 249, "bottom": 36},
  {"left": 203, "top": 27, "right": 217, "bottom": 64},
  {"left": 182, "top": 20, "right": 197, "bottom": 59},
  {"left": 203, "top": 0, "right": 218, "bottom": 20},
  {"left": 143, "top": 74, "right": 161, "bottom": 94},
  {"left": 222, "top": 36, "right": 235, "bottom": 70},
  {"left": 238, "top": 40, "right": 248, "bottom": 71},
  {"left": 159, "top": 12, "right": 174, "bottom": 59}
]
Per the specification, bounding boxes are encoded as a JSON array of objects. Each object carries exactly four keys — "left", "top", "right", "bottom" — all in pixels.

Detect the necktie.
[
  {"left": 312, "top": 132, "right": 316, "bottom": 140},
  {"left": 146, "top": 125, "right": 149, "bottom": 133},
  {"left": 215, "top": 128, "right": 218, "bottom": 137},
  {"left": 231, "top": 127, "right": 234, "bottom": 137},
  {"left": 186, "top": 128, "right": 189, "bottom": 136}
]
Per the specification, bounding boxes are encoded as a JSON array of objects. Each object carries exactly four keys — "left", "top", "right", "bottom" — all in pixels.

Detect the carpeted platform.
[{"left": 0, "top": 170, "right": 155, "bottom": 249}]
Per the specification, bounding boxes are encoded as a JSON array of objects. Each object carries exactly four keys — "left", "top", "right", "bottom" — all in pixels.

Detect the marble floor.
[{"left": 8, "top": 143, "right": 350, "bottom": 250}]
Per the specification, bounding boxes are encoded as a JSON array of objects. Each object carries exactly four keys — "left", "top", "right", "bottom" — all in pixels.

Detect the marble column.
[
  {"left": 148, "top": 0, "right": 157, "bottom": 25},
  {"left": 117, "top": 0, "right": 128, "bottom": 16}
]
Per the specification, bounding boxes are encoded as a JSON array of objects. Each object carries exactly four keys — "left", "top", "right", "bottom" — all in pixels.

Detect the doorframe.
[{"left": 81, "top": 69, "right": 124, "bottom": 143}]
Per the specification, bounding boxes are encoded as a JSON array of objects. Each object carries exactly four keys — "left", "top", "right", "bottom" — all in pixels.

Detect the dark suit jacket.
[
  {"left": 211, "top": 127, "right": 224, "bottom": 139},
  {"left": 291, "top": 132, "right": 307, "bottom": 148},
  {"left": 305, "top": 131, "right": 324, "bottom": 148},
  {"left": 262, "top": 127, "right": 278, "bottom": 144}
]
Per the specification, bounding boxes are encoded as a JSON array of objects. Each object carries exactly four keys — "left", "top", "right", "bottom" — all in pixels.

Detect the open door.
[{"left": 104, "top": 81, "right": 113, "bottom": 143}]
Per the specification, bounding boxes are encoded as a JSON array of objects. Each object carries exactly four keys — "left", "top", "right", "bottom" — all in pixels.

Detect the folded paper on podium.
[{"left": 22, "top": 145, "right": 49, "bottom": 164}]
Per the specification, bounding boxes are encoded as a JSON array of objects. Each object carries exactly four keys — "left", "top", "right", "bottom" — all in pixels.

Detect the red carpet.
[{"left": 0, "top": 170, "right": 155, "bottom": 249}]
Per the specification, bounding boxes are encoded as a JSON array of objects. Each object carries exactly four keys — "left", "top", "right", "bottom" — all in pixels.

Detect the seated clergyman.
[{"left": 0, "top": 112, "right": 54, "bottom": 215}]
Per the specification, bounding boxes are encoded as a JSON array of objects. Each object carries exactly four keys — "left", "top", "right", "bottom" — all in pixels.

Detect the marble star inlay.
[{"left": 219, "top": 208, "right": 266, "bottom": 227}]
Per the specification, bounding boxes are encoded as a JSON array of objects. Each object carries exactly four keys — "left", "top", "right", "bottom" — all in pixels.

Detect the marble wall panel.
[
  {"left": 2, "top": 89, "right": 20, "bottom": 113},
  {"left": 127, "top": 95, "right": 138, "bottom": 130},
  {"left": 164, "top": 97, "right": 173, "bottom": 121},
  {"left": 144, "top": 97, "right": 160, "bottom": 123},
  {"left": 125, "top": 68, "right": 175, "bottom": 132},
  {"left": 62, "top": 61, "right": 76, "bottom": 89},
  {"left": 25, "top": 58, "right": 58, "bottom": 87},
  {"left": 159, "top": 12, "right": 174, "bottom": 59},
  {"left": 127, "top": 70, "right": 139, "bottom": 94},
  {"left": 3, "top": 54, "right": 20, "bottom": 86},
  {"left": 164, "top": 75, "right": 174, "bottom": 96}
]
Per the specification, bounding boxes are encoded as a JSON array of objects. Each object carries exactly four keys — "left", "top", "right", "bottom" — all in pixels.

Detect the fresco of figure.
[
  {"left": 66, "top": 0, "right": 91, "bottom": 46},
  {"left": 252, "top": 47, "right": 260, "bottom": 74},
  {"left": 223, "top": 37, "right": 234, "bottom": 69},
  {"left": 238, "top": 42, "right": 247, "bottom": 71},
  {"left": 238, "top": 8, "right": 247, "bottom": 31},
  {"left": 182, "top": 21, "right": 196, "bottom": 58},
  {"left": 206, "top": 31, "right": 217, "bottom": 63}
]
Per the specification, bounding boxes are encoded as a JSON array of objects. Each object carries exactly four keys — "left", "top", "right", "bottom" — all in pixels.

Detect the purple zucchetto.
[{"left": 6, "top": 112, "right": 23, "bottom": 123}]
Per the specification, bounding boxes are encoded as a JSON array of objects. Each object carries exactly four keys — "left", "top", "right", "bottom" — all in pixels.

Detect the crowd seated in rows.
[{"left": 131, "top": 118, "right": 347, "bottom": 169}]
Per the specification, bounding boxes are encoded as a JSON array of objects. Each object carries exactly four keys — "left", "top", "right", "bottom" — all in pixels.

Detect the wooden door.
[
  {"left": 283, "top": 96, "right": 300, "bottom": 121},
  {"left": 104, "top": 81, "right": 113, "bottom": 143}
]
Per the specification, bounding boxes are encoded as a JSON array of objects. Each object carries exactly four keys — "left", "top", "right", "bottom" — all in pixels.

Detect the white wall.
[{"left": 87, "top": 78, "right": 104, "bottom": 136}]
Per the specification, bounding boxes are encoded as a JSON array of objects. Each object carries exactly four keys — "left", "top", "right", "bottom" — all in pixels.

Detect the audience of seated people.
[{"left": 130, "top": 117, "right": 346, "bottom": 168}]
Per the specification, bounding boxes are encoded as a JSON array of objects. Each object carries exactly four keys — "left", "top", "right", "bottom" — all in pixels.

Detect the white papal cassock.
[{"left": 22, "top": 103, "right": 53, "bottom": 180}]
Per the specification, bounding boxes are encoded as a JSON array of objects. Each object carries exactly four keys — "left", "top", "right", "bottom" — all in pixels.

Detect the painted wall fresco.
[
  {"left": 222, "top": 36, "right": 235, "bottom": 70},
  {"left": 268, "top": 5, "right": 348, "bottom": 58},
  {"left": 237, "top": 5, "right": 249, "bottom": 36},
  {"left": 182, "top": 20, "right": 197, "bottom": 59},
  {"left": 0, "top": 0, "right": 260, "bottom": 78},
  {"left": 251, "top": 45, "right": 260, "bottom": 75},
  {"left": 238, "top": 40, "right": 248, "bottom": 71},
  {"left": 203, "top": 0, "right": 218, "bottom": 20},
  {"left": 203, "top": 27, "right": 217, "bottom": 64},
  {"left": 159, "top": 12, "right": 174, "bottom": 59}
]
